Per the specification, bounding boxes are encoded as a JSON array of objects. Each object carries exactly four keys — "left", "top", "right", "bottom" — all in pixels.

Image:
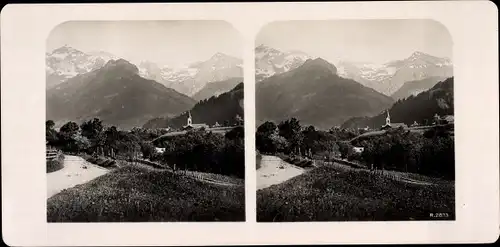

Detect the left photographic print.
[{"left": 45, "top": 21, "right": 245, "bottom": 222}]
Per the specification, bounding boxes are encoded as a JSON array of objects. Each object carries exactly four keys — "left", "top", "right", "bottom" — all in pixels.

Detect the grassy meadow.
[
  {"left": 47, "top": 162, "right": 245, "bottom": 222},
  {"left": 257, "top": 163, "right": 455, "bottom": 222}
]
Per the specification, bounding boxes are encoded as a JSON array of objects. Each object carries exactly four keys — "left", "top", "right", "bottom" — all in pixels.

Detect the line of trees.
[
  {"left": 351, "top": 125, "right": 455, "bottom": 179},
  {"left": 256, "top": 118, "right": 359, "bottom": 159},
  {"left": 256, "top": 117, "right": 455, "bottom": 180},
  {"left": 46, "top": 118, "right": 165, "bottom": 159},
  {"left": 153, "top": 126, "right": 245, "bottom": 178},
  {"left": 46, "top": 118, "right": 245, "bottom": 178}
]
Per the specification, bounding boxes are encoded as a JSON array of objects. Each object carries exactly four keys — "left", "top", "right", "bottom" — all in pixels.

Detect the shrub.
[{"left": 46, "top": 154, "right": 64, "bottom": 173}]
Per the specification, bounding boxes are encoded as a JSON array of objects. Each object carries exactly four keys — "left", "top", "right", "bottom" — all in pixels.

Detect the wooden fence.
[{"left": 46, "top": 148, "right": 62, "bottom": 161}]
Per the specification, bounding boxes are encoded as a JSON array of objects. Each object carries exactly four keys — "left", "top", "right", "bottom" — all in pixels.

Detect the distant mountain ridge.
[
  {"left": 256, "top": 57, "right": 394, "bottom": 129},
  {"left": 341, "top": 77, "right": 454, "bottom": 129},
  {"left": 138, "top": 52, "right": 243, "bottom": 96},
  {"left": 46, "top": 45, "right": 243, "bottom": 98},
  {"left": 390, "top": 76, "right": 447, "bottom": 100},
  {"left": 192, "top": 77, "right": 243, "bottom": 102},
  {"left": 46, "top": 58, "right": 196, "bottom": 129},
  {"left": 255, "top": 45, "right": 453, "bottom": 96},
  {"left": 336, "top": 51, "right": 453, "bottom": 95}
]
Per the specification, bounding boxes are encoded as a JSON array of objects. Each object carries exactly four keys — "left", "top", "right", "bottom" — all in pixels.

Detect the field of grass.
[
  {"left": 47, "top": 162, "right": 245, "bottom": 222},
  {"left": 257, "top": 163, "right": 454, "bottom": 222}
]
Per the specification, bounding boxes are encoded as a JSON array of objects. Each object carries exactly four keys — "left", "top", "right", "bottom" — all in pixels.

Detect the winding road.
[
  {"left": 257, "top": 155, "right": 305, "bottom": 190},
  {"left": 47, "top": 155, "right": 110, "bottom": 198}
]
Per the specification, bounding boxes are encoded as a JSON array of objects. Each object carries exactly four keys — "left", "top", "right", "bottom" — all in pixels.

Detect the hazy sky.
[
  {"left": 47, "top": 21, "right": 243, "bottom": 67},
  {"left": 256, "top": 19, "right": 453, "bottom": 64}
]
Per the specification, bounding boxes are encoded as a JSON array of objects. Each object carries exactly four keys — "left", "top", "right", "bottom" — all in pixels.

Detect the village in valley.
[
  {"left": 45, "top": 21, "right": 245, "bottom": 222},
  {"left": 255, "top": 19, "right": 455, "bottom": 222}
]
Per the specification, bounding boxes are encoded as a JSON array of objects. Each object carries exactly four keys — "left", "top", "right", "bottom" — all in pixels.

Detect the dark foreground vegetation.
[
  {"left": 46, "top": 117, "right": 244, "bottom": 178},
  {"left": 257, "top": 163, "right": 454, "bottom": 222},
  {"left": 47, "top": 162, "right": 245, "bottom": 222},
  {"left": 153, "top": 126, "right": 245, "bottom": 178},
  {"left": 256, "top": 117, "right": 454, "bottom": 180},
  {"left": 46, "top": 154, "right": 65, "bottom": 173}
]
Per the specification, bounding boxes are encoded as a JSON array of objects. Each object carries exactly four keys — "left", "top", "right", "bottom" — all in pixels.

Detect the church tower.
[
  {"left": 385, "top": 110, "right": 391, "bottom": 126},
  {"left": 187, "top": 111, "right": 192, "bottom": 126}
]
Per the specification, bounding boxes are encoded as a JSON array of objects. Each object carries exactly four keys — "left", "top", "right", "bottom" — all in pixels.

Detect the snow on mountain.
[
  {"left": 45, "top": 45, "right": 119, "bottom": 89},
  {"left": 47, "top": 45, "right": 243, "bottom": 97},
  {"left": 255, "top": 44, "right": 313, "bottom": 82},
  {"left": 138, "top": 52, "right": 243, "bottom": 96},
  {"left": 336, "top": 51, "right": 453, "bottom": 95}
]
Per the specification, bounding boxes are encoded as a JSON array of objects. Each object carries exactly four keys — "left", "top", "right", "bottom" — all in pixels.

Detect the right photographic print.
[{"left": 255, "top": 20, "right": 455, "bottom": 222}]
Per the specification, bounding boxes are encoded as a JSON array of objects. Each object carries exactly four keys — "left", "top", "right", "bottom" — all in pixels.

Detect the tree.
[
  {"left": 59, "top": 121, "right": 79, "bottom": 136},
  {"left": 73, "top": 133, "right": 91, "bottom": 152},
  {"left": 46, "top": 120, "right": 58, "bottom": 146},
  {"left": 338, "top": 142, "right": 354, "bottom": 159},
  {"left": 81, "top": 118, "right": 105, "bottom": 153},
  {"left": 225, "top": 126, "right": 244, "bottom": 140},
  {"left": 278, "top": 118, "right": 303, "bottom": 154},
  {"left": 257, "top": 121, "right": 277, "bottom": 136},
  {"left": 278, "top": 118, "right": 301, "bottom": 141},
  {"left": 140, "top": 141, "right": 157, "bottom": 160},
  {"left": 57, "top": 121, "right": 80, "bottom": 152},
  {"left": 46, "top": 120, "right": 55, "bottom": 130}
]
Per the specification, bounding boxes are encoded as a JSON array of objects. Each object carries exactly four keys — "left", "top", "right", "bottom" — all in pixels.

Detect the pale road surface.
[
  {"left": 257, "top": 155, "right": 305, "bottom": 190},
  {"left": 47, "top": 155, "right": 110, "bottom": 198}
]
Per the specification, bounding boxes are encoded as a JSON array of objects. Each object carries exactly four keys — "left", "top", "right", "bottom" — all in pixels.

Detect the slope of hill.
[
  {"left": 46, "top": 45, "right": 118, "bottom": 89},
  {"left": 257, "top": 163, "right": 454, "bottom": 222},
  {"left": 47, "top": 163, "right": 245, "bottom": 222},
  {"left": 192, "top": 77, "right": 243, "bottom": 102},
  {"left": 256, "top": 58, "right": 394, "bottom": 129},
  {"left": 255, "top": 44, "right": 312, "bottom": 82},
  {"left": 341, "top": 77, "right": 454, "bottom": 129},
  {"left": 143, "top": 82, "right": 244, "bottom": 129},
  {"left": 46, "top": 59, "right": 196, "bottom": 129},
  {"left": 391, "top": 76, "right": 447, "bottom": 100},
  {"left": 337, "top": 52, "right": 453, "bottom": 95}
]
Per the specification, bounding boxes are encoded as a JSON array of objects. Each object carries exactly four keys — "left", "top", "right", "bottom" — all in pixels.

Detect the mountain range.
[
  {"left": 256, "top": 57, "right": 395, "bottom": 129},
  {"left": 46, "top": 46, "right": 243, "bottom": 96},
  {"left": 138, "top": 52, "right": 243, "bottom": 96},
  {"left": 46, "top": 45, "right": 118, "bottom": 89},
  {"left": 341, "top": 77, "right": 454, "bottom": 129},
  {"left": 46, "top": 59, "right": 196, "bottom": 129},
  {"left": 255, "top": 45, "right": 453, "bottom": 96}
]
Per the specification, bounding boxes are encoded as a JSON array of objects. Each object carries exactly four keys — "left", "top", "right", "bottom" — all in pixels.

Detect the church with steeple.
[
  {"left": 380, "top": 109, "right": 407, "bottom": 130},
  {"left": 182, "top": 111, "right": 209, "bottom": 130}
]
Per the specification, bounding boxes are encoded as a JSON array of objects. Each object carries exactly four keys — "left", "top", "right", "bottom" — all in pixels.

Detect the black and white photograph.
[
  {"left": 255, "top": 20, "right": 455, "bottom": 222},
  {"left": 45, "top": 20, "right": 245, "bottom": 222}
]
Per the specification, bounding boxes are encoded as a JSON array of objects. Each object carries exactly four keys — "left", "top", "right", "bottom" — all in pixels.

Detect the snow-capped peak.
[{"left": 255, "top": 44, "right": 312, "bottom": 82}]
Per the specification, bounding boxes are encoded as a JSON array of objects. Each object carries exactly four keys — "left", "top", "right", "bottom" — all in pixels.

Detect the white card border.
[{"left": 1, "top": 1, "right": 499, "bottom": 245}]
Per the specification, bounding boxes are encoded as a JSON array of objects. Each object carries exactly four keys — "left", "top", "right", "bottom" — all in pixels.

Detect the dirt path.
[
  {"left": 257, "top": 155, "right": 305, "bottom": 190},
  {"left": 47, "top": 155, "right": 110, "bottom": 198}
]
